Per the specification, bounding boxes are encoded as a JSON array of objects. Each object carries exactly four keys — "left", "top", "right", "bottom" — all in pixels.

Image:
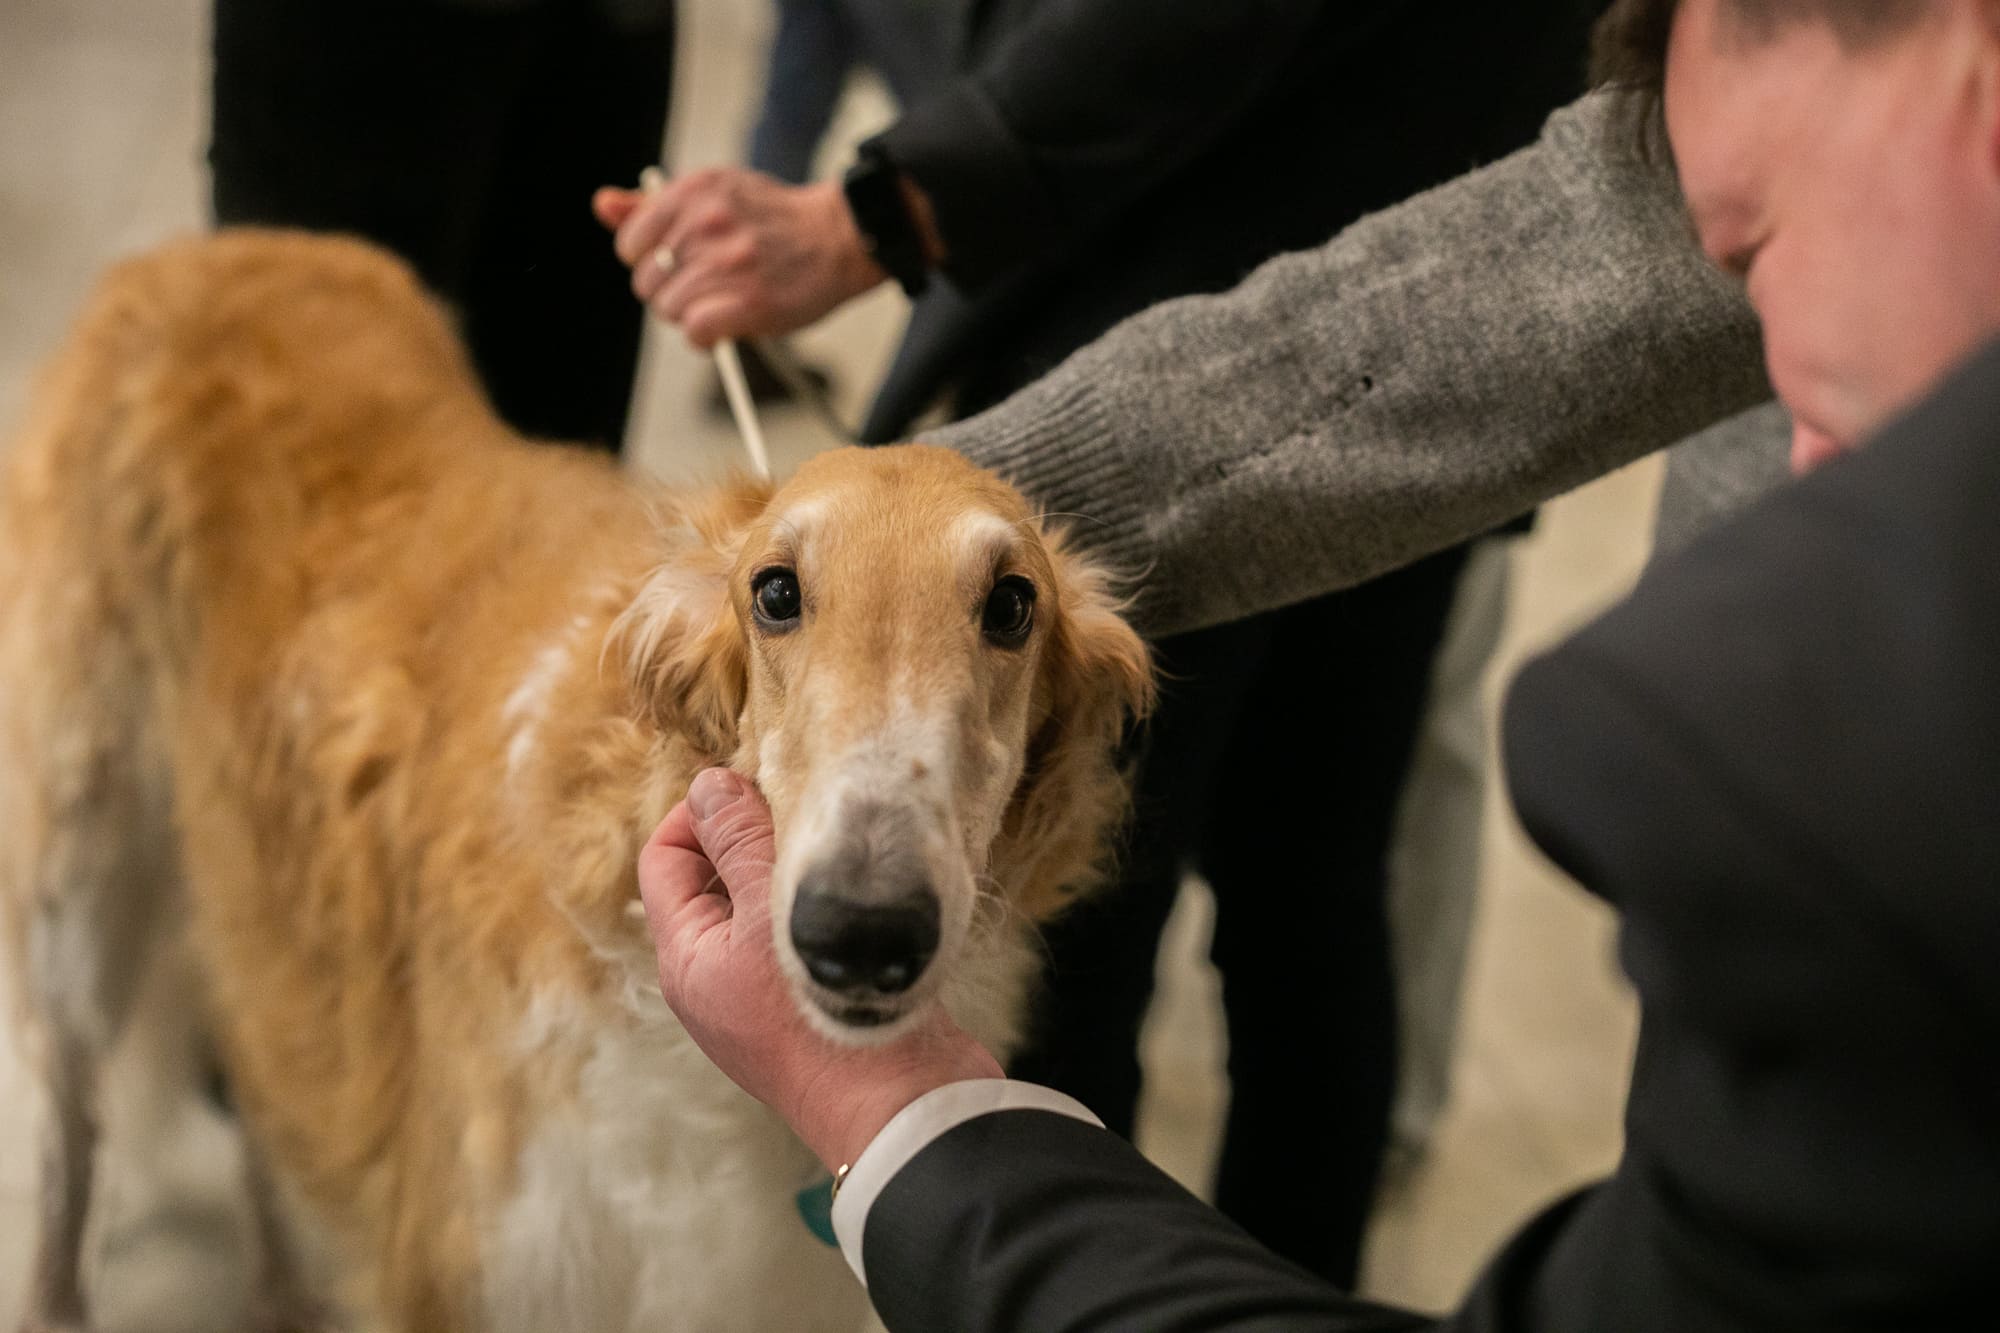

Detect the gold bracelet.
[{"left": 829, "top": 1161, "right": 853, "bottom": 1201}]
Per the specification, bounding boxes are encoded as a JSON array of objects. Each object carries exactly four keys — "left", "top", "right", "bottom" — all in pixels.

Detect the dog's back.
[{"left": 0, "top": 230, "right": 471, "bottom": 1329}]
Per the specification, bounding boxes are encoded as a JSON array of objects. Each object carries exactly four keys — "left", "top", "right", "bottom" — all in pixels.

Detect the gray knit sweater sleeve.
[{"left": 932, "top": 91, "right": 1773, "bottom": 637}]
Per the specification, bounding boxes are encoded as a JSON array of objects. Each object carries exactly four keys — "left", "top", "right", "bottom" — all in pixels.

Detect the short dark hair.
[
  {"left": 1591, "top": 0, "right": 1930, "bottom": 95},
  {"left": 1591, "top": 0, "right": 1680, "bottom": 93}
]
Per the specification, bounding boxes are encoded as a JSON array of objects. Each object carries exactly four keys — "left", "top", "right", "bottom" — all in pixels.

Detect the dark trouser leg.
[
  {"left": 210, "top": 0, "right": 525, "bottom": 295},
  {"left": 209, "top": 0, "right": 671, "bottom": 450},
  {"left": 1201, "top": 546, "right": 1471, "bottom": 1290},
  {"left": 458, "top": 4, "right": 672, "bottom": 450},
  {"left": 747, "top": 0, "right": 857, "bottom": 184},
  {"left": 1008, "top": 617, "right": 1274, "bottom": 1136}
]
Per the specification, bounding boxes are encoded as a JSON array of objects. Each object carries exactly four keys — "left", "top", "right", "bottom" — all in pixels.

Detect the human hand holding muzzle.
[{"left": 638, "top": 767, "right": 1001, "bottom": 1174}]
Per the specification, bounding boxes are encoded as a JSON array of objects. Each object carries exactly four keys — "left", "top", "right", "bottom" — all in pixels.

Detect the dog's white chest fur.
[
  {"left": 478, "top": 914, "right": 1035, "bottom": 1333},
  {"left": 481, "top": 987, "right": 862, "bottom": 1333}
]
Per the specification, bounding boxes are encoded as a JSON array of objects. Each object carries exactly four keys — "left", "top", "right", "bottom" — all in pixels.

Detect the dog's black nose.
[{"left": 790, "top": 887, "right": 939, "bottom": 995}]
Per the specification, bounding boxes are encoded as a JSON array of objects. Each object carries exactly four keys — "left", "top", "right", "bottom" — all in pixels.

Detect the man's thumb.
[
  {"left": 685, "top": 768, "right": 776, "bottom": 888},
  {"left": 592, "top": 186, "right": 639, "bottom": 228}
]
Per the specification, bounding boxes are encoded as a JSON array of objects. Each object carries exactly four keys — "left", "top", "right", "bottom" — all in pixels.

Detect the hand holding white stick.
[{"left": 639, "top": 167, "right": 772, "bottom": 481}]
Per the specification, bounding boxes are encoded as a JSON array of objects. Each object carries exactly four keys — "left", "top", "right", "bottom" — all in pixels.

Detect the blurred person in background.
[
  {"left": 725, "top": 0, "right": 955, "bottom": 406},
  {"left": 210, "top": 0, "right": 676, "bottom": 453},
  {"left": 747, "top": 0, "right": 951, "bottom": 186}
]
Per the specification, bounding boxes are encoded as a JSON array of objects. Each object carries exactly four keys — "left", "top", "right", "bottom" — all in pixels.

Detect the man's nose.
[
  {"left": 1789, "top": 416, "right": 1849, "bottom": 475},
  {"left": 789, "top": 870, "right": 940, "bottom": 995}
]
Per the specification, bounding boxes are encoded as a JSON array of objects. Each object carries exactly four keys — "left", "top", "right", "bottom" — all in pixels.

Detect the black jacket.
[
  {"left": 857, "top": 340, "right": 2000, "bottom": 1329},
  {"left": 860, "top": 0, "right": 1600, "bottom": 439}
]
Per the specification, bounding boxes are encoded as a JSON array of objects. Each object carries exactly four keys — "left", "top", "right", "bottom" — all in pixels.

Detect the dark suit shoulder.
[
  {"left": 1511, "top": 338, "right": 2000, "bottom": 1017},
  {"left": 1498, "top": 338, "right": 2000, "bottom": 1325}
]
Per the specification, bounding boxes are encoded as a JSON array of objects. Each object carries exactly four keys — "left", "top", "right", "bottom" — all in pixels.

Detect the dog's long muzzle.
[{"left": 787, "top": 805, "right": 945, "bottom": 1026}]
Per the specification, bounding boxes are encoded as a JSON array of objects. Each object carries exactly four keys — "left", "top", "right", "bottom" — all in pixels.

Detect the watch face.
[{"left": 845, "top": 155, "right": 929, "bottom": 296}]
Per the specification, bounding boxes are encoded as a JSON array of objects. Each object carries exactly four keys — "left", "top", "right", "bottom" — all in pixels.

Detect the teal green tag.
[{"left": 796, "top": 1176, "right": 838, "bottom": 1247}]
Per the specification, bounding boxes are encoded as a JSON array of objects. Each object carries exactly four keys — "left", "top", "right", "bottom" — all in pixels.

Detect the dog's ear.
[
  {"left": 1002, "top": 534, "right": 1156, "bottom": 921},
  {"left": 609, "top": 480, "right": 767, "bottom": 761}
]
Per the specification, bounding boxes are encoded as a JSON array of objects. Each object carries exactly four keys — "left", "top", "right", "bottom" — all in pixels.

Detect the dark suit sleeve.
[
  {"left": 861, "top": 1109, "right": 1434, "bottom": 1332},
  {"left": 854, "top": 1107, "right": 1607, "bottom": 1333},
  {"left": 872, "top": 0, "right": 1376, "bottom": 291}
]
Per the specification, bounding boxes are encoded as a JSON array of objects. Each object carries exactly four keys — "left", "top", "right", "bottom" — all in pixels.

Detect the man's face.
[{"left": 1666, "top": 0, "right": 2000, "bottom": 472}]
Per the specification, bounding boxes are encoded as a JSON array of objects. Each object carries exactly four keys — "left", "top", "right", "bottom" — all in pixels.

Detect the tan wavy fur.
[{"left": 0, "top": 230, "right": 1152, "bottom": 1333}]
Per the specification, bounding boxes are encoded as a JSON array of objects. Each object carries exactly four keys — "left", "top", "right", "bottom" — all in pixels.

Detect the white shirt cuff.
[{"left": 829, "top": 1078, "right": 1102, "bottom": 1285}]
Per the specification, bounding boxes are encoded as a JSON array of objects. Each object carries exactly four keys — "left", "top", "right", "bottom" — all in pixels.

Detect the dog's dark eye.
[
  {"left": 753, "top": 568, "right": 802, "bottom": 627},
  {"left": 982, "top": 576, "right": 1036, "bottom": 646}
]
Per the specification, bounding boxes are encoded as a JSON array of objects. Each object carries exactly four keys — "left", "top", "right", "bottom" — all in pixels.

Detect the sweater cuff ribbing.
[{"left": 931, "top": 379, "right": 1159, "bottom": 591}]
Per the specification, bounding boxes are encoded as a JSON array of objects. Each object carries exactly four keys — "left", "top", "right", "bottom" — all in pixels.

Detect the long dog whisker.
[
  {"left": 1020, "top": 510, "right": 1110, "bottom": 530},
  {"left": 968, "top": 871, "right": 1051, "bottom": 965}
]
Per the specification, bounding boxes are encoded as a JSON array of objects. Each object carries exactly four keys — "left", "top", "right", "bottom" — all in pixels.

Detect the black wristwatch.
[{"left": 843, "top": 144, "right": 931, "bottom": 298}]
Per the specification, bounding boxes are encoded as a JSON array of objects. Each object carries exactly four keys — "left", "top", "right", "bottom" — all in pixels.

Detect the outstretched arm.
[{"left": 935, "top": 92, "right": 1771, "bottom": 637}]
